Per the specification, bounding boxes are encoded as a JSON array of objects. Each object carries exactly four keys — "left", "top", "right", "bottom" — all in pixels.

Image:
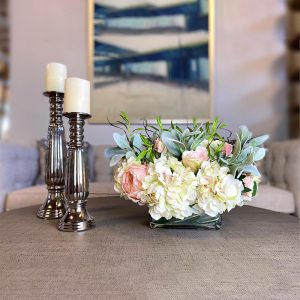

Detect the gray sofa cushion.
[
  {"left": 0, "top": 143, "right": 39, "bottom": 211},
  {"left": 246, "top": 185, "right": 295, "bottom": 214},
  {"left": 5, "top": 182, "right": 117, "bottom": 212},
  {"left": 34, "top": 139, "right": 47, "bottom": 185}
]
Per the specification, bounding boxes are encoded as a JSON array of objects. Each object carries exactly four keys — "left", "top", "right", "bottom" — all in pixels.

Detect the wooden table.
[{"left": 0, "top": 197, "right": 299, "bottom": 299}]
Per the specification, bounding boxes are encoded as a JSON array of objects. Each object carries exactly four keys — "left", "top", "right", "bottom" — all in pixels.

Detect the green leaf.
[
  {"left": 137, "top": 149, "right": 148, "bottom": 161},
  {"left": 120, "top": 112, "right": 130, "bottom": 125},
  {"left": 132, "top": 127, "right": 145, "bottom": 132},
  {"left": 113, "top": 133, "right": 130, "bottom": 149},
  {"left": 212, "top": 117, "right": 219, "bottom": 132},
  {"left": 249, "top": 135, "right": 269, "bottom": 147},
  {"left": 219, "top": 123, "right": 228, "bottom": 129},
  {"left": 252, "top": 181, "right": 258, "bottom": 197},
  {"left": 190, "top": 132, "right": 205, "bottom": 150},
  {"left": 148, "top": 150, "right": 155, "bottom": 162},
  {"left": 140, "top": 135, "right": 151, "bottom": 147},
  {"left": 243, "top": 187, "right": 252, "bottom": 193},
  {"left": 192, "top": 117, "right": 197, "bottom": 129},
  {"left": 205, "top": 122, "right": 210, "bottom": 133},
  {"left": 156, "top": 116, "right": 163, "bottom": 130},
  {"left": 175, "top": 126, "right": 183, "bottom": 133},
  {"left": 214, "top": 140, "right": 225, "bottom": 155}
]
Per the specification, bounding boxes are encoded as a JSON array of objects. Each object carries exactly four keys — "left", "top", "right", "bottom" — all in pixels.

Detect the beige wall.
[
  {"left": 8, "top": 0, "right": 288, "bottom": 146},
  {"left": 214, "top": 0, "right": 288, "bottom": 141}
]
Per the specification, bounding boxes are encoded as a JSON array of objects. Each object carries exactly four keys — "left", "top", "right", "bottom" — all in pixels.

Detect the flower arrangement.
[{"left": 105, "top": 112, "right": 268, "bottom": 229}]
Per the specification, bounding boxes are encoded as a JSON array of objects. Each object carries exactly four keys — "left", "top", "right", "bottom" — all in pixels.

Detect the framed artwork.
[{"left": 88, "top": 0, "right": 214, "bottom": 123}]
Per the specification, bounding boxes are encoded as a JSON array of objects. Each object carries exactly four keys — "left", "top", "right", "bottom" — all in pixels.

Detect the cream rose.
[
  {"left": 196, "top": 161, "right": 243, "bottom": 216},
  {"left": 182, "top": 146, "right": 208, "bottom": 173}
]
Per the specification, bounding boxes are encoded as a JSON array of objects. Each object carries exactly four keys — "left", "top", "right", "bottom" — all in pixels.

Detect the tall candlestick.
[
  {"left": 36, "top": 91, "right": 67, "bottom": 219},
  {"left": 64, "top": 77, "right": 90, "bottom": 114},
  {"left": 46, "top": 62, "right": 67, "bottom": 93}
]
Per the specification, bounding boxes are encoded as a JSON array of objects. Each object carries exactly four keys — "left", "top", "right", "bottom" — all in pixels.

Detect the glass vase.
[{"left": 149, "top": 213, "right": 222, "bottom": 229}]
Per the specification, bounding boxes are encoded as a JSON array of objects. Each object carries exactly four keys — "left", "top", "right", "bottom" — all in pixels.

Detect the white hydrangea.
[
  {"left": 142, "top": 155, "right": 198, "bottom": 220},
  {"left": 195, "top": 161, "right": 244, "bottom": 217}
]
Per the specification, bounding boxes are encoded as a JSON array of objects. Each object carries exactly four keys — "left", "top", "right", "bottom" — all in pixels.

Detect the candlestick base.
[
  {"left": 57, "top": 203, "right": 95, "bottom": 232},
  {"left": 36, "top": 188, "right": 66, "bottom": 219}
]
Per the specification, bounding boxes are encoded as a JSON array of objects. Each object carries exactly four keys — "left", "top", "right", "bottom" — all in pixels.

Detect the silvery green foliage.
[
  {"left": 226, "top": 126, "right": 269, "bottom": 177},
  {"left": 105, "top": 113, "right": 268, "bottom": 178},
  {"left": 104, "top": 132, "right": 145, "bottom": 167}
]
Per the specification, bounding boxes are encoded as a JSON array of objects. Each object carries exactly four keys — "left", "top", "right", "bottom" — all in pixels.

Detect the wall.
[
  {"left": 214, "top": 0, "right": 288, "bottom": 140},
  {"left": 8, "top": 0, "right": 288, "bottom": 146}
]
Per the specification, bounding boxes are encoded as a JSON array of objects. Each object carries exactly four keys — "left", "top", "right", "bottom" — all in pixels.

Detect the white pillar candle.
[
  {"left": 46, "top": 62, "right": 67, "bottom": 93},
  {"left": 64, "top": 77, "right": 90, "bottom": 114}
]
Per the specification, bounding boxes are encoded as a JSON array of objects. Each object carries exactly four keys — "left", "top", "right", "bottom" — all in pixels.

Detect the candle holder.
[
  {"left": 58, "top": 112, "right": 95, "bottom": 232},
  {"left": 37, "top": 92, "right": 67, "bottom": 219}
]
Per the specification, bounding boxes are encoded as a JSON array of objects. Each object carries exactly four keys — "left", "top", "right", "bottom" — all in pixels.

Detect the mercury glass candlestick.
[
  {"left": 36, "top": 92, "right": 67, "bottom": 219},
  {"left": 58, "top": 112, "right": 95, "bottom": 232}
]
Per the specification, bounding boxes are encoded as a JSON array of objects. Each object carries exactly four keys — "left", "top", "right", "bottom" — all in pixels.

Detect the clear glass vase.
[{"left": 149, "top": 213, "right": 222, "bottom": 229}]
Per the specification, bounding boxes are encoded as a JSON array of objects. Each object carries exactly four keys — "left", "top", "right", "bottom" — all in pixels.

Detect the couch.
[{"left": 0, "top": 140, "right": 299, "bottom": 216}]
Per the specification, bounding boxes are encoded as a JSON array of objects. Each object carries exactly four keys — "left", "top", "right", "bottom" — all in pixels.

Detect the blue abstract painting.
[{"left": 90, "top": 0, "right": 211, "bottom": 123}]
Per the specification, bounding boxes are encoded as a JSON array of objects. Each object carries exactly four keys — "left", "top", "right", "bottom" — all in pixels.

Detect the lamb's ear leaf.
[
  {"left": 126, "top": 151, "right": 135, "bottom": 159},
  {"left": 113, "top": 132, "right": 130, "bottom": 149},
  {"left": 109, "top": 154, "right": 125, "bottom": 167},
  {"left": 229, "top": 134, "right": 241, "bottom": 162},
  {"left": 132, "top": 134, "right": 143, "bottom": 151},
  {"left": 104, "top": 147, "right": 127, "bottom": 159},
  {"left": 253, "top": 148, "right": 267, "bottom": 161},
  {"left": 239, "top": 126, "right": 252, "bottom": 145},
  {"left": 241, "top": 165, "right": 261, "bottom": 177},
  {"left": 229, "top": 165, "right": 239, "bottom": 177},
  {"left": 219, "top": 157, "right": 230, "bottom": 165},
  {"left": 249, "top": 135, "right": 269, "bottom": 147},
  {"left": 161, "top": 131, "right": 181, "bottom": 157},
  {"left": 236, "top": 146, "right": 252, "bottom": 163}
]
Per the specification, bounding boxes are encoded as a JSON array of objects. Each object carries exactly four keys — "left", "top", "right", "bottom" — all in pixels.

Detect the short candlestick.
[{"left": 58, "top": 112, "right": 95, "bottom": 232}]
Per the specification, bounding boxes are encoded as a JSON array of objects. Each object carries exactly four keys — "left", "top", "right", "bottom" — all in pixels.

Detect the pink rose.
[
  {"left": 182, "top": 146, "right": 209, "bottom": 172},
  {"left": 122, "top": 163, "right": 148, "bottom": 202},
  {"left": 222, "top": 143, "right": 233, "bottom": 157},
  {"left": 154, "top": 138, "right": 167, "bottom": 154},
  {"left": 243, "top": 176, "right": 254, "bottom": 189},
  {"left": 242, "top": 175, "right": 255, "bottom": 197}
]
